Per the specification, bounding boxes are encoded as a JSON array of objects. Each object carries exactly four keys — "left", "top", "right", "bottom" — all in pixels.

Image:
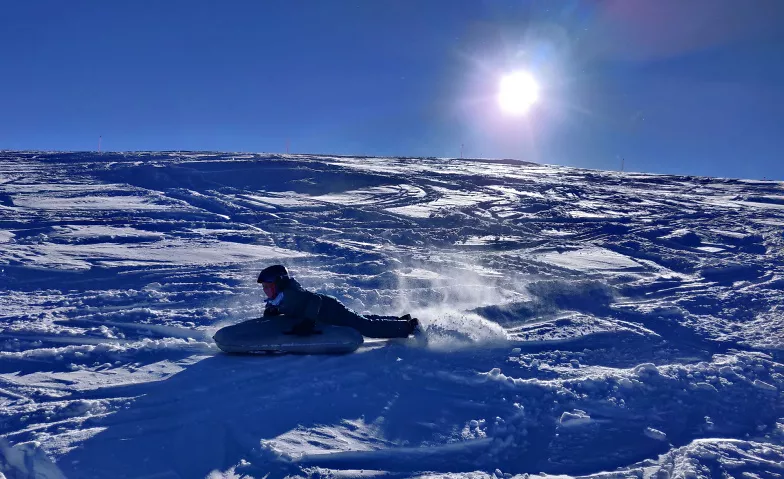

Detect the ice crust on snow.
[{"left": 558, "top": 410, "right": 593, "bottom": 428}]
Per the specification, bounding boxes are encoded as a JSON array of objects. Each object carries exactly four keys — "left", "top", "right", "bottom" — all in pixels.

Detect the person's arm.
[
  {"left": 277, "top": 287, "right": 323, "bottom": 336},
  {"left": 279, "top": 288, "right": 322, "bottom": 321},
  {"left": 301, "top": 293, "right": 322, "bottom": 321}
]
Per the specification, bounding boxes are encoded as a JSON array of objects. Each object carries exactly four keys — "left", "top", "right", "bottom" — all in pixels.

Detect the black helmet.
[{"left": 257, "top": 264, "right": 289, "bottom": 285}]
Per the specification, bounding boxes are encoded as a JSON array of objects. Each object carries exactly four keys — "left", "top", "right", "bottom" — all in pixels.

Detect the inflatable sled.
[{"left": 213, "top": 316, "right": 364, "bottom": 354}]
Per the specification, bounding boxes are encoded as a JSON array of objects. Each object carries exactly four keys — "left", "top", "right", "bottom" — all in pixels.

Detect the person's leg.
[{"left": 319, "top": 296, "right": 412, "bottom": 338}]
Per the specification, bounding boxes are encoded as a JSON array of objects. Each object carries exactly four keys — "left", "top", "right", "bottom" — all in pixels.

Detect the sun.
[{"left": 497, "top": 71, "right": 539, "bottom": 116}]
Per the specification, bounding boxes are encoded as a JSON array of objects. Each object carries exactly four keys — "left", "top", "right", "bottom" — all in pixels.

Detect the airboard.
[{"left": 213, "top": 317, "right": 364, "bottom": 354}]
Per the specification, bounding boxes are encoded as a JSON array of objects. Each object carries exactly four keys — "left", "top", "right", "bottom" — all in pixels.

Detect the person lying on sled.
[{"left": 257, "top": 264, "right": 420, "bottom": 338}]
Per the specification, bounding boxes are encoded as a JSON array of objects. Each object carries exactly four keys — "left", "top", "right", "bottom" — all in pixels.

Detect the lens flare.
[{"left": 497, "top": 71, "right": 539, "bottom": 115}]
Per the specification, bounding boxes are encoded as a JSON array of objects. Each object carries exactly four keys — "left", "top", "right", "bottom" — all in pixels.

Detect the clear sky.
[{"left": 1, "top": 0, "right": 783, "bottom": 179}]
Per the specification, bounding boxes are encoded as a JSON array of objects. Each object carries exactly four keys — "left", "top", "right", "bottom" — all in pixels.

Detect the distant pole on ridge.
[
  {"left": 98, "top": 136, "right": 102, "bottom": 153},
  {"left": 621, "top": 157, "right": 625, "bottom": 172},
  {"left": 461, "top": 143, "right": 464, "bottom": 159}
]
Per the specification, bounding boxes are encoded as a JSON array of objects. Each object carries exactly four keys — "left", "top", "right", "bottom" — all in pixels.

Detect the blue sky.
[{"left": 1, "top": 0, "right": 782, "bottom": 179}]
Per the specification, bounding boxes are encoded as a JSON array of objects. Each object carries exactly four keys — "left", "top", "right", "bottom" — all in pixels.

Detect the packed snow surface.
[{"left": 1, "top": 152, "right": 783, "bottom": 479}]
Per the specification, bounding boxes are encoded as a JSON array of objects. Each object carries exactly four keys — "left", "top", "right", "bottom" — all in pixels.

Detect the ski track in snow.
[{"left": 0, "top": 151, "right": 783, "bottom": 479}]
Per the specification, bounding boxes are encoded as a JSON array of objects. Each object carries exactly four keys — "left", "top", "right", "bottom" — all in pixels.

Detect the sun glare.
[{"left": 497, "top": 71, "right": 539, "bottom": 116}]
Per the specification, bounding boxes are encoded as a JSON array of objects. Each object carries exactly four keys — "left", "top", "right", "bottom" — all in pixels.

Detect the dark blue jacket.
[{"left": 264, "top": 277, "right": 411, "bottom": 338}]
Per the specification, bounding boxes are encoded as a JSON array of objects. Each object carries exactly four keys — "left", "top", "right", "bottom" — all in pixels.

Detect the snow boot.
[{"left": 403, "top": 315, "right": 428, "bottom": 346}]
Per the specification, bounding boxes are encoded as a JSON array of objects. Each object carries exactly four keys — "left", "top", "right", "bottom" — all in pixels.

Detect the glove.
[
  {"left": 285, "top": 319, "right": 320, "bottom": 336},
  {"left": 263, "top": 306, "right": 281, "bottom": 317}
]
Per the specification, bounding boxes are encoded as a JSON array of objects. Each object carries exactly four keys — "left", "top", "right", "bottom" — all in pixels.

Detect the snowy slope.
[{"left": 0, "top": 151, "right": 782, "bottom": 479}]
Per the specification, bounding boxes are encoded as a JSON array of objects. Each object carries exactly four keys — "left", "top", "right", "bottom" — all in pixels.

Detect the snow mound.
[{"left": 0, "top": 439, "right": 65, "bottom": 479}]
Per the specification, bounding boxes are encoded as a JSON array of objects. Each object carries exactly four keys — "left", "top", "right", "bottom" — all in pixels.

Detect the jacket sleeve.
[
  {"left": 302, "top": 293, "right": 323, "bottom": 321},
  {"left": 278, "top": 287, "right": 323, "bottom": 321}
]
